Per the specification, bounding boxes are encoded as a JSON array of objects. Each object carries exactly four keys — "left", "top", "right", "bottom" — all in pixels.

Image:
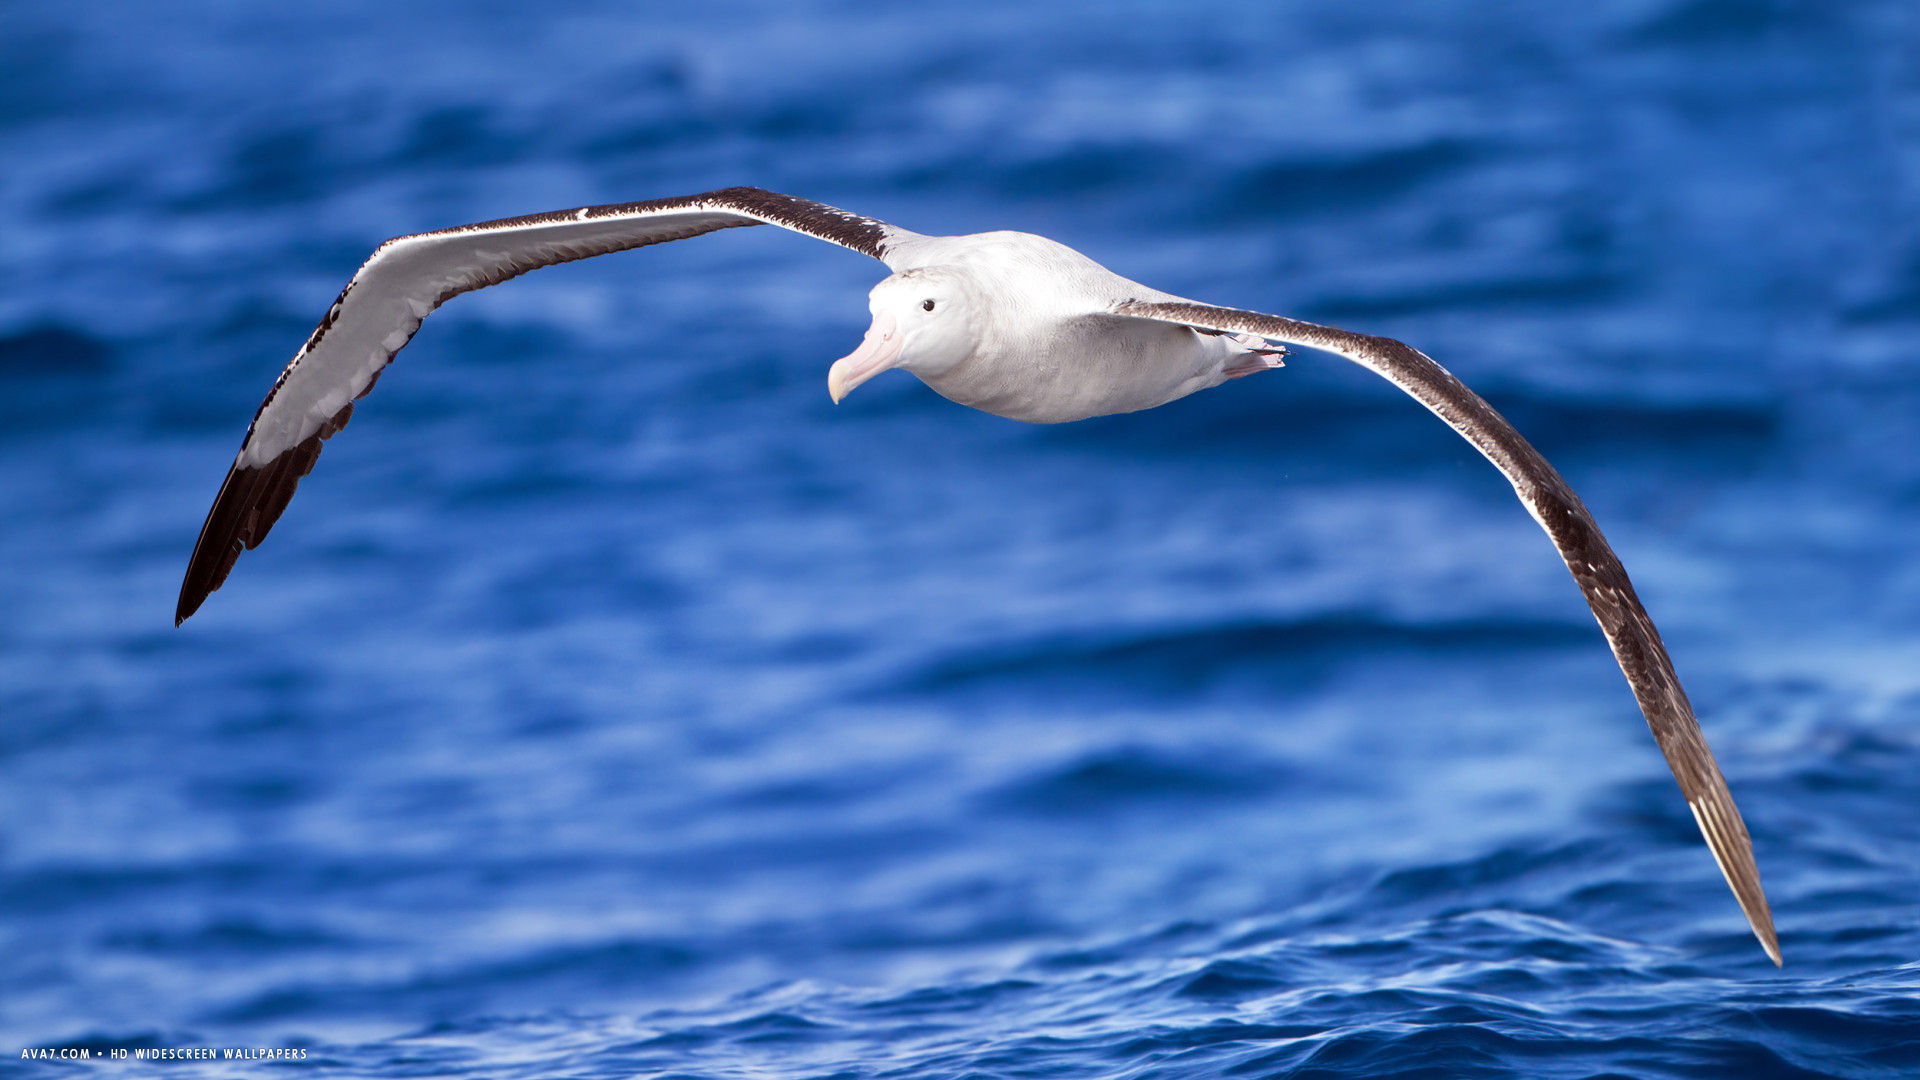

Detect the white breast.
[{"left": 920, "top": 314, "right": 1234, "bottom": 423}]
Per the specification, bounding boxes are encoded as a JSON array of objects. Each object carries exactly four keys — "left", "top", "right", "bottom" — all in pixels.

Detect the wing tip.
[
  {"left": 1746, "top": 894, "right": 1784, "bottom": 967},
  {"left": 1686, "top": 793, "right": 1782, "bottom": 967},
  {"left": 175, "top": 537, "right": 238, "bottom": 625},
  {"left": 175, "top": 404, "right": 352, "bottom": 627}
]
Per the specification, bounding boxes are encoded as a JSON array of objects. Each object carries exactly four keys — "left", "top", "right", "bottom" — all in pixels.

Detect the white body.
[{"left": 879, "top": 231, "right": 1255, "bottom": 423}]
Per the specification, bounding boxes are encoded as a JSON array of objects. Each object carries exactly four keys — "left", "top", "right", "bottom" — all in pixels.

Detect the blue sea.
[{"left": 4, "top": 1, "right": 1918, "bottom": 1076}]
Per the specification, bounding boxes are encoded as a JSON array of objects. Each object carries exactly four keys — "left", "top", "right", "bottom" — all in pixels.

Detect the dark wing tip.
[
  {"left": 1688, "top": 780, "right": 1783, "bottom": 966},
  {"left": 175, "top": 404, "right": 353, "bottom": 625}
]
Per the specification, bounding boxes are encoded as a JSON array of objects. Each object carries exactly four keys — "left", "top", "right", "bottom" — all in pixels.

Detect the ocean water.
[{"left": 3, "top": 1, "right": 1919, "bottom": 1075}]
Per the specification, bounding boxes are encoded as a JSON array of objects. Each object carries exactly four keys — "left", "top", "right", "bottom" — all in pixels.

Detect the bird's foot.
[{"left": 1223, "top": 338, "right": 1287, "bottom": 379}]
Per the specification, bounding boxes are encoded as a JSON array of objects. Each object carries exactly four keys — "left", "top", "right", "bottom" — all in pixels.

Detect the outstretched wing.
[
  {"left": 1114, "top": 298, "right": 1781, "bottom": 966},
  {"left": 177, "top": 187, "right": 912, "bottom": 625}
]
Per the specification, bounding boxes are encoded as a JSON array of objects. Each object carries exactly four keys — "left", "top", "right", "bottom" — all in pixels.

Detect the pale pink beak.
[{"left": 827, "top": 311, "right": 902, "bottom": 403}]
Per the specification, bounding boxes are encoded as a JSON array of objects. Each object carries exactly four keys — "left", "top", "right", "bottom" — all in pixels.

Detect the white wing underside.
[
  {"left": 241, "top": 191, "right": 910, "bottom": 467},
  {"left": 178, "top": 188, "right": 908, "bottom": 623}
]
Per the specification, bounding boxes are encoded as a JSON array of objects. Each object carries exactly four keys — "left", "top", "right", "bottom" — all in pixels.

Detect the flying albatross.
[{"left": 175, "top": 186, "right": 1779, "bottom": 964}]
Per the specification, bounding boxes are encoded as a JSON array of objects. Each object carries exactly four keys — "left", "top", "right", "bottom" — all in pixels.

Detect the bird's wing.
[
  {"left": 1112, "top": 298, "right": 1780, "bottom": 966},
  {"left": 177, "top": 187, "right": 910, "bottom": 625}
]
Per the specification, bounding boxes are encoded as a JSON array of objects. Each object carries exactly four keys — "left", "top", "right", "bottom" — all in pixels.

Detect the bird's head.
[{"left": 828, "top": 267, "right": 975, "bottom": 403}]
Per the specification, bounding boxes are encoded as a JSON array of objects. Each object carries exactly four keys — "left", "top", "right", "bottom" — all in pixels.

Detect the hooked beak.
[{"left": 827, "top": 311, "right": 902, "bottom": 404}]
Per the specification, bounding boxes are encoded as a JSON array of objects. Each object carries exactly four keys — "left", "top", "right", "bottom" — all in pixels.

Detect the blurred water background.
[{"left": 3, "top": 1, "right": 1919, "bottom": 1076}]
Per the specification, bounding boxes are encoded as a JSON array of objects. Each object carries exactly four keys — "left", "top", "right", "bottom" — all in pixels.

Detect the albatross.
[{"left": 175, "top": 186, "right": 1779, "bottom": 964}]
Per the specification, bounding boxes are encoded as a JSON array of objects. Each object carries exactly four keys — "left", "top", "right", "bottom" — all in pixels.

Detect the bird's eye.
[{"left": 922, "top": 299, "right": 936, "bottom": 312}]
